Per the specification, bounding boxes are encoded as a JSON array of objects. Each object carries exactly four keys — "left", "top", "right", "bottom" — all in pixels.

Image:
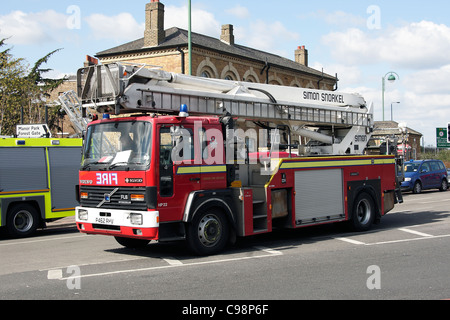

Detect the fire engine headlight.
[
  {"left": 78, "top": 209, "right": 88, "bottom": 221},
  {"left": 130, "top": 213, "right": 143, "bottom": 226}
]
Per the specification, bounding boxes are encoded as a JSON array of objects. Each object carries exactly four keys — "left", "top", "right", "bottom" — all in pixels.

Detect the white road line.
[
  {"left": 0, "top": 235, "right": 86, "bottom": 247},
  {"left": 47, "top": 269, "right": 63, "bottom": 280},
  {"left": 398, "top": 228, "right": 433, "bottom": 238},
  {"left": 162, "top": 257, "right": 184, "bottom": 266},
  {"left": 335, "top": 237, "right": 366, "bottom": 245},
  {"left": 420, "top": 199, "right": 450, "bottom": 204},
  {"left": 367, "top": 234, "right": 450, "bottom": 246},
  {"left": 39, "top": 257, "right": 148, "bottom": 272},
  {"left": 57, "top": 247, "right": 283, "bottom": 281},
  {"left": 254, "top": 246, "right": 283, "bottom": 255}
]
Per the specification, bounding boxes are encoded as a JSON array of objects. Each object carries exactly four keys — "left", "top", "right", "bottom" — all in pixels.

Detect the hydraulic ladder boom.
[{"left": 77, "top": 63, "right": 374, "bottom": 155}]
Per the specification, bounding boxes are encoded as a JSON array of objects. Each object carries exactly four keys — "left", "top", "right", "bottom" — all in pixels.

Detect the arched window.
[{"left": 201, "top": 70, "right": 211, "bottom": 78}]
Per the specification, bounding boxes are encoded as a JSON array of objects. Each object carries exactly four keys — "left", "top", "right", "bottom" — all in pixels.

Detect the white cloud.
[
  {"left": 83, "top": 5, "right": 221, "bottom": 42},
  {"left": 403, "top": 65, "right": 450, "bottom": 95},
  {"left": 225, "top": 5, "right": 250, "bottom": 19},
  {"left": 238, "top": 20, "right": 300, "bottom": 57},
  {"left": 85, "top": 13, "right": 144, "bottom": 41},
  {"left": 0, "top": 10, "right": 69, "bottom": 45},
  {"left": 322, "top": 21, "right": 450, "bottom": 69},
  {"left": 165, "top": 5, "right": 221, "bottom": 37},
  {"left": 307, "top": 10, "right": 366, "bottom": 28}
]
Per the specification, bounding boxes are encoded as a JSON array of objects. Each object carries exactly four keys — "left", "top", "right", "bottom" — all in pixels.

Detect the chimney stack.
[
  {"left": 295, "top": 46, "right": 308, "bottom": 67},
  {"left": 220, "top": 24, "right": 235, "bottom": 45},
  {"left": 144, "top": 0, "right": 165, "bottom": 47}
]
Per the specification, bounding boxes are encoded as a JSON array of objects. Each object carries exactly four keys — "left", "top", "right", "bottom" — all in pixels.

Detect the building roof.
[
  {"left": 96, "top": 27, "right": 336, "bottom": 80},
  {"left": 373, "top": 121, "right": 422, "bottom": 137}
]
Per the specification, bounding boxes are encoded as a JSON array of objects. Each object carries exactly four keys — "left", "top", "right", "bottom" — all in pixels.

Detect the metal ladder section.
[
  {"left": 77, "top": 63, "right": 372, "bottom": 129},
  {"left": 138, "top": 86, "right": 372, "bottom": 128},
  {"left": 58, "top": 90, "right": 93, "bottom": 137}
]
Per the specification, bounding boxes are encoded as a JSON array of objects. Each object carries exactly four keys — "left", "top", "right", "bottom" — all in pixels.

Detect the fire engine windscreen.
[{"left": 81, "top": 121, "right": 152, "bottom": 171}]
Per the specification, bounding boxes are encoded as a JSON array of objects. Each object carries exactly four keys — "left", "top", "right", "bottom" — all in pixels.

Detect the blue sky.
[{"left": 1, "top": 0, "right": 450, "bottom": 147}]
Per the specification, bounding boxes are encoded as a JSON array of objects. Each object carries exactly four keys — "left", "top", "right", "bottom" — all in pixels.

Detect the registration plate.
[{"left": 95, "top": 217, "right": 114, "bottom": 225}]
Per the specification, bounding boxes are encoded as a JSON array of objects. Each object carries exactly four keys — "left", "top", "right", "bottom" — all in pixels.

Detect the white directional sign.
[{"left": 16, "top": 124, "right": 52, "bottom": 138}]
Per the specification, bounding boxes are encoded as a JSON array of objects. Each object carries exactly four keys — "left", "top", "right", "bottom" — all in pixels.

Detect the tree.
[
  {"left": 24, "top": 48, "right": 67, "bottom": 133},
  {"left": 0, "top": 39, "right": 66, "bottom": 136},
  {"left": 0, "top": 38, "right": 28, "bottom": 135}
]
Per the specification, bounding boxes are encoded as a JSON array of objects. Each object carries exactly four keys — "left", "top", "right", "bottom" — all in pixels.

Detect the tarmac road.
[{"left": 1, "top": 190, "right": 449, "bottom": 303}]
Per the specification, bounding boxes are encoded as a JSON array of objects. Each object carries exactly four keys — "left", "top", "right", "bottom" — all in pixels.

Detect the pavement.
[{"left": 45, "top": 216, "right": 77, "bottom": 229}]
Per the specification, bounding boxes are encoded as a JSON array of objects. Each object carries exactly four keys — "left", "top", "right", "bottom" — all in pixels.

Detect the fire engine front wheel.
[
  {"left": 351, "top": 193, "right": 375, "bottom": 232},
  {"left": 186, "top": 209, "right": 230, "bottom": 256},
  {"left": 6, "top": 203, "right": 40, "bottom": 238}
]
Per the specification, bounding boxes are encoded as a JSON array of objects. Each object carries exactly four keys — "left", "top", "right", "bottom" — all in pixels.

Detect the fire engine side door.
[
  {"left": 158, "top": 125, "right": 201, "bottom": 222},
  {"left": 198, "top": 123, "right": 228, "bottom": 190}
]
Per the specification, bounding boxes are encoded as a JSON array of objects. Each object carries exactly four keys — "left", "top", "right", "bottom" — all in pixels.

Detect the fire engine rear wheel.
[
  {"left": 351, "top": 193, "right": 375, "bottom": 232},
  {"left": 6, "top": 203, "right": 40, "bottom": 238},
  {"left": 187, "top": 209, "right": 229, "bottom": 256},
  {"left": 114, "top": 237, "right": 150, "bottom": 249}
]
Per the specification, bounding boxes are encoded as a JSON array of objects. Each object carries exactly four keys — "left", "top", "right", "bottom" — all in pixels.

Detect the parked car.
[{"left": 401, "top": 160, "right": 448, "bottom": 194}]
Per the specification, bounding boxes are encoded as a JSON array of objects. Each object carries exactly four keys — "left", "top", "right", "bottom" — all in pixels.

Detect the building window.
[{"left": 201, "top": 70, "right": 211, "bottom": 78}]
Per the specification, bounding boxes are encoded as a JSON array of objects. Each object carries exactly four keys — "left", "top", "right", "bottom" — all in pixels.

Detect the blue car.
[{"left": 401, "top": 160, "right": 448, "bottom": 194}]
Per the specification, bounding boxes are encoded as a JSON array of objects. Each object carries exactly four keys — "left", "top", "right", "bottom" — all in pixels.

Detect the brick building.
[
  {"left": 95, "top": 0, "right": 338, "bottom": 90},
  {"left": 51, "top": 0, "right": 338, "bottom": 137}
]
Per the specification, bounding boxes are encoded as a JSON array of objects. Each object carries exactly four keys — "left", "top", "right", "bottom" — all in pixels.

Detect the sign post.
[{"left": 436, "top": 127, "right": 450, "bottom": 149}]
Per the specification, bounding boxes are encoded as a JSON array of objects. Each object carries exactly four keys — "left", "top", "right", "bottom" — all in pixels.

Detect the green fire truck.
[{"left": 0, "top": 138, "right": 82, "bottom": 237}]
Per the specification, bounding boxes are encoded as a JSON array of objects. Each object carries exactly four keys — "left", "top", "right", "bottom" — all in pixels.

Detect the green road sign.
[{"left": 436, "top": 128, "right": 450, "bottom": 148}]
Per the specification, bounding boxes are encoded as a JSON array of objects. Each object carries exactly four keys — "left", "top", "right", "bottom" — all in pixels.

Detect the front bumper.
[{"left": 76, "top": 207, "right": 159, "bottom": 240}]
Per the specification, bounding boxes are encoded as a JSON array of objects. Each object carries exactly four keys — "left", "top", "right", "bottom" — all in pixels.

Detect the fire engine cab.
[{"left": 75, "top": 63, "right": 402, "bottom": 255}]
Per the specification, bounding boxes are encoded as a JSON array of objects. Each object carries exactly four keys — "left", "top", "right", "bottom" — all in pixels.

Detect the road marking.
[
  {"left": 254, "top": 246, "right": 283, "bottom": 255},
  {"left": 398, "top": 228, "right": 433, "bottom": 238},
  {"left": 335, "top": 237, "right": 366, "bottom": 245},
  {"left": 367, "top": 234, "right": 450, "bottom": 246},
  {"left": 162, "top": 257, "right": 184, "bottom": 266},
  {"left": 419, "top": 199, "right": 450, "bottom": 204},
  {"left": 55, "top": 246, "right": 282, "bottom": 281},
  {"left": 47, "top": 269, "right": 63, "bottom": 280},
  {"left": 0, "top": 235, "right": 86, "bottom": 247}
]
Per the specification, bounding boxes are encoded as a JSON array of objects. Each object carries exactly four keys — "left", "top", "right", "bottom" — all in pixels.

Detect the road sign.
[
  {"left": 16, "top": 124, "right": 52, "bottom": 138},
  {"left": 436, "top": 128, "right": 450, "bottom": 148}
]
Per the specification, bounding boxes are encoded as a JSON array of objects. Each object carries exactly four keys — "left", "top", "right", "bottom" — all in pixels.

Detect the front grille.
[{"left": 80, "top": 186, "right": 147, "bottom": 210}]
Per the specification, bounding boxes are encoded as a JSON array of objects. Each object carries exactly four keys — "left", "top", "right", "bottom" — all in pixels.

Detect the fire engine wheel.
[
  {"left": 351, "top": 193, "right": 375, "bottom": 232},
  {"left": 187, "top": 209, "right": 229, "bottom": 256},
  {"left": 6, "top": 203, "right": 40, "bottom": 238}
]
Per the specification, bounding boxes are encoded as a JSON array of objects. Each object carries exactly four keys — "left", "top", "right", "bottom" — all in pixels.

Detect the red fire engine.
[{"left": 75, "top": 63, "right": 402, "bottom": 255}]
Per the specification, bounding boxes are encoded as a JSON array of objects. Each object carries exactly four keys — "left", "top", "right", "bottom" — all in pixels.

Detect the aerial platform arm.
[{"left": 77, "top": 63, "right": 374, "bottom": 155}]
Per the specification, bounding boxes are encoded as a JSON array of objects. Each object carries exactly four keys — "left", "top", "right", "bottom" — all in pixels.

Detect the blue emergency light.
[{"left": 179, "top": 104, "right": 189, "bottom": 117}]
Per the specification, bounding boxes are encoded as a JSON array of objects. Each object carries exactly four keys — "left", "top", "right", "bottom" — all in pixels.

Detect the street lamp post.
[
  {"left": 188, "top": 0, "right": 192, "bottom": 75},
  {"left": 391, "top": 101, "right": 400, "bottom": 121},
  {"left": 382, "top": 72, "right": 400, "bottom": 121}
]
